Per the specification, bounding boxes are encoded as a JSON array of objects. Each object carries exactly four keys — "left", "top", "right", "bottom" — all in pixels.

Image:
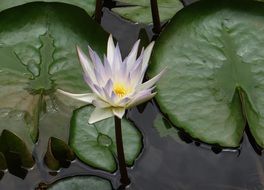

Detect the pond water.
[{"left": 1, "top": 1, "right": 264, "bottom": 190}]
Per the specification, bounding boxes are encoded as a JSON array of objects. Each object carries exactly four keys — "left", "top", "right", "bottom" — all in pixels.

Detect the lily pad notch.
[
  {"left": 69, "top": 106, "right": 143, "bottom": 172},
  {"left": 0, "top": 1, "right": 108, "bottom": 172},
  {"left": 148, "top": 0, "right": 264, "bottom": 148}
]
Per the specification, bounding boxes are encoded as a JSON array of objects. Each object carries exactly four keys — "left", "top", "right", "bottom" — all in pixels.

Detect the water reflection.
[
  {"left": 5, "top": 152, "right": 28, "bottom": 180},
  {"left": 1, "top": 91, "right": 264, "bottom": 190},
  {"left": 1, "top": 1, "right": 264, "bottom": 190},
  {"left": 127, "top": 103, "right": 264, "bottom": 190}
]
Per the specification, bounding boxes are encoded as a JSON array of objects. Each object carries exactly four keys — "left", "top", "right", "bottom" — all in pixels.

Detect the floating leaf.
[
  {"left": 70, "top": 106, "right": 142, "bottom": 172},
  {"left": 0, "top": 2, "right": 107, "bottom": 170},
  {"left": 148, "top": 0, "right": 264, "bottom": 148},
  {"left": 112, "top": 0, "right": 183, "bottom": 24},
  {"left": 48, "top": 176, "right": 112, "bottom": 190},
  {"left": 0, "top": 0, "right": 95, "bottom": 16}
]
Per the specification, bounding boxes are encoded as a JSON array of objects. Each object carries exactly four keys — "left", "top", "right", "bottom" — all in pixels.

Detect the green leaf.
[
  {"left": 0, "top": 2, "right": 107, "bottom": 166},
  {"left": 0, "top": 152, "right": 7, "bottom": 170},
  {"left": 0, "top": 130, "right": 35, "bottom": 168},
  {"left": 48, "top": 176, "right": 112, "bottom": 190},
  {"left": 112, "top": 0, "right": 183, "bottom": 24},
  {"left": 44, "top": 137, "right": 75, "bottom": 170},
  {"left": 148, "top": 0, "right": 264, "bottom": 148},
  {"left": 70, "top": 106, "right": 142, "bottom": 172},
  {"left": 0, "top": 0, "right": 95, "bottom": 16}
]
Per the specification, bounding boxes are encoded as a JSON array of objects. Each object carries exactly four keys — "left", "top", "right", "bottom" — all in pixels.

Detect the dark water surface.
[{"left": 1, "top": 2, "right": 264, "bottom": 190}]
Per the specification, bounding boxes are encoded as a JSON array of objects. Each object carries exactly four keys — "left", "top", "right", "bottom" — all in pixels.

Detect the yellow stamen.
[{"left": 113, "top": 83, "right": 130, "bottom": 97}]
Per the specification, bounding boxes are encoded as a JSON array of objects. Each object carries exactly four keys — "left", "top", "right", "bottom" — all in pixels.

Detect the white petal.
[
  {"left": 128, "top": 92, "right": 156, "bottom": 108},
  {"left": 84, "top": 75, "right": 99, "bottom": 93},
  {"left": 118, "top": 97, "right": 131, "bottom": 107},
  {"left": 57, "top": 89, "right": 95, "bottom": 103},
  {"left": 88, "top": 107, "right": 114, "bottom": 124},
  {"left": 110, "top": 91, "right": 118, "bottom": 104},
  {"left": 104, "top": 55, "right": 112, "bottom": 77},
  {"left": 76, "top": 46, "right": 96, "bottom": 82},
  {"left": 88, "top": 47, "right": 108, "bottom": 83},
  {"left": 141, "top": 42, "right": 154, "bottom": 72},
  {"left": 127, "top": 40, "right": 140, "bottom": 71},
  {"left": 130, "top": 58, "right": 143, "bottom": 86},
  {"left": 103, "top": 79, "right": 113, "bottom": 99},
  {"left": 92, "top": 99, "right": 110, "bottom": 108},
  {"left": 107, "top": 34, "right": 115, "bottom": 65},
  {"left": 134, "top": 48, "right": 144, "bottom": 68},
  {"left": 112, "top": 107, "right": 126, "bottom": 119},
  {"left": 93, "top": 84, "right": 105, "bottom": 99},
  {"left": 88, "top": 46, "right": 103, "bottom": 66},
  {"left": 125, "top": 72, "right": 132, "bottom": 87},
  {"left": 113, "top": 43, "right": 123, "bottom": 76},
  {"left": 136, "top": 68, "right": 166, "bottom": 92},
  {"left": 94, "top": 68, "right": 105, "bottom": 86},
  {"left": 120, "top": 58, "right": 128, "bottom": 79}
]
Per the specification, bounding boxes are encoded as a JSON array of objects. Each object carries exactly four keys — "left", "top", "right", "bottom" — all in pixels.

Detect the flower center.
[{"left": 113, "top": 83, "right": 129, "bottom": 97}]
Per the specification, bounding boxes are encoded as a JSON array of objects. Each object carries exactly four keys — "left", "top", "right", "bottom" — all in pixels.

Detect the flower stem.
[
  {"left": 114, "top": 116, "right": 130, "bottom": 186},
  {"left": 150, "top": 0, "right": 161, "bottom": 34},
  {"left": 95, "top": 0, "right": 103, "bottom": 24}
]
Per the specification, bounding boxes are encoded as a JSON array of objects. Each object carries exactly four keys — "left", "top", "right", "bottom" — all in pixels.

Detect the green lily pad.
[
  {"left": 112, "top": 0, "right": 183, "bottom": 24},
  {"left": 0, "top": 2, "right": 107, "bottom": 167},
  {"left": 148, "top": 0, "right": 264, "bottom": 148},
  {"left": 48, "top": 176, "right": 112, "bottom": 190},
  {"left": 0, "top": 0, "right": 95, "bottom": 16},
  {"left": 70, "top": 106, "right": 142, "bottom": 172}
]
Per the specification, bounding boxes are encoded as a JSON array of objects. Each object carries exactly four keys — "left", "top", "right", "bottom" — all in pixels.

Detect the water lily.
[{"left": 58, "top": 35, "right": 164, "bottom": 124}]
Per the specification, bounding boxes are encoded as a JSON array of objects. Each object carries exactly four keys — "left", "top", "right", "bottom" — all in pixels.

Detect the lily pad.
[
  {"left": 148, "top": 0, "right": 264, "bottom": 148},
  {"left": 0, "top": 0, "right": 95, "bottom": 16},
  {"left": 112, "top": 0, "right": 183, "bottom": 24},
  {"left": 0, "top": 1, "right": 107, "bottom": 167},
  {"left": 70, "top": 106, "right": 142, "bottom": 172},
  {"left": 48, "top": 176, "right": 112, "bottom": 190}
]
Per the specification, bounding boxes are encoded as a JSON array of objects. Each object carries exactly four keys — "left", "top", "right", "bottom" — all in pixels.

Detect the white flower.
[{"left": 58, "top": 35, "right": 165, "bottom": 124}]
